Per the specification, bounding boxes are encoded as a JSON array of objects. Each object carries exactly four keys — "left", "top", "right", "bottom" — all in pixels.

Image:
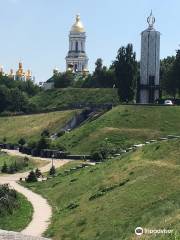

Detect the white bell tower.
[{"left": 66, "top": 15, "right": 89, "bottom": 73}]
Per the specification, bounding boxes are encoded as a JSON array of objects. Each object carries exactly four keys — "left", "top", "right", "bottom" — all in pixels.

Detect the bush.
[
  {"left": 57, "top": 130, "right": 65, "bottom": 138},
  {"left": 1, "top": 162, "right": 8, "bottom": 173},
  {"left": 18, "top": 138, "right": 26, "bottom": 146},
  {"left": 0, "top": 184, "right": 19, "bottom": 216},
  {"left": 26, "top": 170, "right": 37, "bottom": 182},
  {"left": 41, "top": 129, "right": 50, "bottom": 137},
  {"left": 35, "top": 168, "right": 42, "bottom": 178},
  {"left": 36, "top": 137, "right": 50, "bottom": 151},
  {"left": 49, "top": 166, "right": 56, "bottom": 176}
]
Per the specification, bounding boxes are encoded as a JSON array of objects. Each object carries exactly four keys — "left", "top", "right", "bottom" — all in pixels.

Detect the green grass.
[
  {"left": 0, "top": 151, "right": 47, "bottom": 173},
  {"left": 30, "top": 88, "right": 119, "bottom": 110},
  {"left": 0, "top": 192, "right": 33, "bottom": 231},
  {"left": 55, "top": 105, "right": 180, "bottom": 154},
  {"left": 23, "top": 139, "right": 180, "bottom": 240},
  {"left": 0, "top": 110, "right": 77, "bottom": 143}
]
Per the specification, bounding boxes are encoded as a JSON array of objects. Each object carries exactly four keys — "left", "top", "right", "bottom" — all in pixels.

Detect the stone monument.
[{"left": 138, "top": 11, "right": 160, "bottom": 103}]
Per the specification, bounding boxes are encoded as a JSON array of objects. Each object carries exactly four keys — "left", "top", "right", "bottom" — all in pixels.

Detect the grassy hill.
[
  {"left": 55, "top": 105, "right": 180, "bottom": 154},
  {"left": 0, "top": 151, "right": 47, "bottom": 173},
  {"left": 30, "top": 88, "right": 119, "bottom": 110},
  {"left": 0, "top": 191, "right": 33, "bottom": 232},
  {"left": 24, "top": 139, "right": 180, "bottom": 240},
  {"left": 0, "top": 110, "right": 77, "bottom": 143}
]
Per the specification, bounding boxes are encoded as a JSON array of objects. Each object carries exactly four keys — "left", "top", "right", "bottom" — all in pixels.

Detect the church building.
[{"left": 66, "top": 15, "right": 89, "bottom": 74}]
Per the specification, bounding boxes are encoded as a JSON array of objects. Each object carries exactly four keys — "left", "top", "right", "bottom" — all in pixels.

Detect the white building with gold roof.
[{"left": 66, "top": 15, "right": 89, "bottom": 74}]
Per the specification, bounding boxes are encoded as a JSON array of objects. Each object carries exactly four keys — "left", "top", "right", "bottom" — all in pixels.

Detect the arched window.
[{"left": 75, "top": 41, "right": 78, "bottom": 52}]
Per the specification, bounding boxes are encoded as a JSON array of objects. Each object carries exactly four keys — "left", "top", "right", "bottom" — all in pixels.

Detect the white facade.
[
  {"left": 139, "top": 12, "right": 160, "bottom": 103},
  {"left": 66, "top": 15, "right": 88, "bottom": 73}
]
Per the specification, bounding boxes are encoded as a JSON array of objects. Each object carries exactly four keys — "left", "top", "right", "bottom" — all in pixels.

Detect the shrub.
[
  {"left": 26, "top": 170, "right": 37, "bottom": 182},
  {"left": 49, "top": 166, "right": 56, "bottom": 176},
  {"left": 0, "top": 184, "right": 19, "bottom": 216},
  {"left": 1, "top": 162, "right": 8, "bottom": 173},
  {"left": 18, "top": 138, "right": 26, "bottom": 146},
  {"left": 35, "top": 168, "right": 42, "bottom": 178},
  {"left": 57, "top": 130, "right": 65, "bottom": 138},
  {"left": 41, "top": 129, "right": 50, "bottom": 137}
]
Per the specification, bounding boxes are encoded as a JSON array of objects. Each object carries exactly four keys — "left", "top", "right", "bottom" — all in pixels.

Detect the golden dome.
[{"left": 71, "top": 15, "right": 85, "bottom": 33}]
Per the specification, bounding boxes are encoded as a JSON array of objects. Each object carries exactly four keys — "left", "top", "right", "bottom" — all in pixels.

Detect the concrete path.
[{"left": 0, "top": 150, "right": 70, "bottom": 237}]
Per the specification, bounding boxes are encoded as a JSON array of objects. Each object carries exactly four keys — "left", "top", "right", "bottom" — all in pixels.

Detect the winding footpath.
[{"left": 0, "top": 150, "right": 70, "bottom": 238}]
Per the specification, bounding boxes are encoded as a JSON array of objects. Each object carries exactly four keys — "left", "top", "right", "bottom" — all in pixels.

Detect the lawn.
[
  {"left": 0, "top": 192, "right": 33, "bottom": 232},
  {"left": 0, "top": 110, "right": 77, "bottom": 143},
  {"left": 30, "top": 88, "right": 119, "bottom": 110},
  {"left": 0, "top": 151, "right": 47, "bottom": 173},
  {"left": 24, "top": 139, "right": 180, "bottom": 240},
  {"left": 55, "top": 105, "right": 180, "bottom": 154}
]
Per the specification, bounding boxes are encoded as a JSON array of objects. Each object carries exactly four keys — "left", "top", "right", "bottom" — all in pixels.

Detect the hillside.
[
  {"left": 0, "top": 110, "right": 77, "bottom": 143},
  {"left": 0, "top": 187, "right": 33, "bottom": 232},
  {"left": 0, "top": 151, "right": 47, "bottom": 173},
  {"left": 55, "top": 105, "right": 180, "bottom": 154},
  {"left": 25, "top": 139, "right": 180, "bottom": 240},
  {"left": 30, "top": 88, "right": 119, "bottom": 110}
]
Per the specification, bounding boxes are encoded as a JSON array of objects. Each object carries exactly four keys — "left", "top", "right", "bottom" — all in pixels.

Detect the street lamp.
[{"left": 52, "top": 154, "right": 55, "bottom": 168}]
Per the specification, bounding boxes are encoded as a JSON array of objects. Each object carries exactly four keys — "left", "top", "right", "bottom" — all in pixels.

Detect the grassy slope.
[
  {"left": 0, "top": 192, "right": 33, "bottom": 231},
  {"left": 30, "top": 88, "right": 119, "bottom": 110},
  {"left": 24, "top": 139, "right": 180, "bottom": 240},
  {"left": 0, "top": 151, "right": 47, "bottom": 173},
  {"left": 55, "top": 105, "right": 180, "bottom": 154},
  {"left": 0, "top": 110, "right": 77, "bottom": 143}
]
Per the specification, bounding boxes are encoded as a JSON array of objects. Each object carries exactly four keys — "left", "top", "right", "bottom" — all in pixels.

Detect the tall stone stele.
[
  {"left": 66, "top": 15, "right": 89, "bottom": 74},
  {"left": 138, "top": 11, "right": 160, "bottom": 103}
]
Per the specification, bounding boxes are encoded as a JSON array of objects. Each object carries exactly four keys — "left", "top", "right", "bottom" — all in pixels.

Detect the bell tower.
[{"left": 66, "top": 15, "right": 89, "bottom": 74}]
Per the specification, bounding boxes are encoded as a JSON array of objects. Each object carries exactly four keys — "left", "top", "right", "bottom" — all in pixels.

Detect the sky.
[{"left": 0, "top": 0, "right": 179, "bottom": 82}]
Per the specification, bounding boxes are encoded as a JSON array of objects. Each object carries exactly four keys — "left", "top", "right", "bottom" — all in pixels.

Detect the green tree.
[
  {"left": 54, "top": 71, "right": 74, "bottom": 88},
  {"left": 35, "top": 168, "right": 42, "bottom": 178},
  {"left": 112, "top": 44, "right": 138, "bottom": 102},
  {"left": 83, "top": 59, "right": 115, "bottom": 88},
  {"left": 26, "top": 170, "right": 37, "bottom": 182},
  {"left": 173, "top": 50, "right": 180, "bottom": 95},
  {"left": 0, "top": 85, "right": 10, "bottom": 112},
  {"left": 160, "top": 56, "right": 176, "bottom": 96},
  {"left": 9, "top": 88, "right": 29, "bottom": 112},
  {"left": 18, "top": 138, "right": 26, "bottom": 146},
  {"left": 49, "top": 165, "right": 56, "bottom": 176},
  {"left": 36, "top": 137, "right": 50, "bottom": 150}
]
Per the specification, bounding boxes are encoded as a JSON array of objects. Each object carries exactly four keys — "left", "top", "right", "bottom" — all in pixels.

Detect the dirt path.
[{"left": 0, "top": 149, "right": 70, "bottom": 237}]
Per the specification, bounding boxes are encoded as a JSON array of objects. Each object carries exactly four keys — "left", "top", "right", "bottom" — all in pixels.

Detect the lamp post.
[{"left": 52, "top": 154, "right": 55, "bottom": 168}]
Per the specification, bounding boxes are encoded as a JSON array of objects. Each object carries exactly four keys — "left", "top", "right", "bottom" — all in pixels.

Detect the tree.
[
  {"left": 54, "top": 71, "right": 74, "bottom": 88},
  {"left": 41, "top": 129, "right": 50, "bottom": 137},
  {"left": 36, "top": 137, "right": 50, "bottom": 151},
  {"left": 49, "top": 165, "right": 56, "bottom": 176},
  {"left": 0, "top": 85, "right": 10, "bottom": 112},
  {"left": 173, "top": 50, "right": 180, "bottom": 95},
  {"left": 112, "top": 44, "right": 138, "bottom": 102},
  {"left": 9, "top": 88, "right": 29, "bottom": 112},
  {"left": 82, "top": 59, "right": 115, "bottom": 88},
  {"left": 18, "top": 138, "right": 26, "bottom": 146},
  {"left": 160, "top": 56, "right": 176, "bottom": 96},
  {"left": 26, "top": 170, "right": 37, "bottom": 182},
  {"left": 35, "top": 168, "right": 42, "bottom": 178}
]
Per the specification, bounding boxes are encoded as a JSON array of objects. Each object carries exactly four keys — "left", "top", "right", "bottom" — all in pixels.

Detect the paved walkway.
[{"left": 0, "top": 150, "right": 70, "bottom": 237}]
